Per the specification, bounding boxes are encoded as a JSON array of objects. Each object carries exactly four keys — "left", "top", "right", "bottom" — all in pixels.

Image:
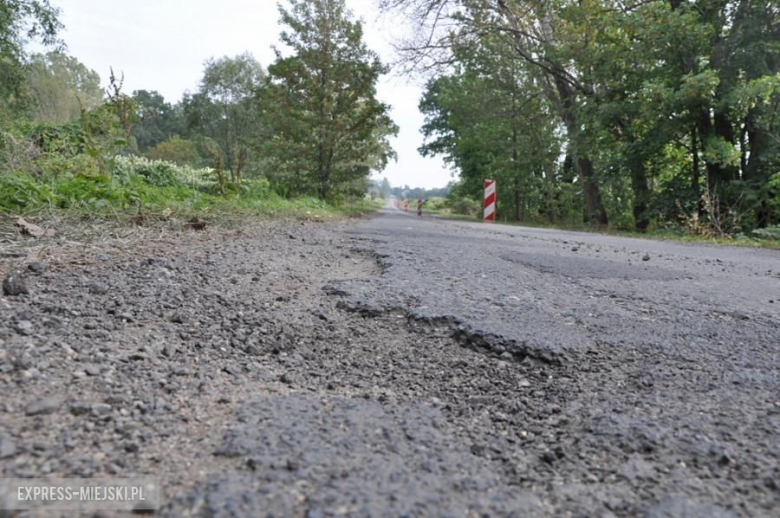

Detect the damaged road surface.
[{"left": 1, "top": 206, "right": 778, "bottom": 516}]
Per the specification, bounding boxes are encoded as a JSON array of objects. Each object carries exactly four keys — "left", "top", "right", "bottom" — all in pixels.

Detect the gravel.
[
  {"left": 26, "top": 262, "right": 46, "bottom": 275},
  {"left": 2, "top": 271, "right": 28, "bottom": 296},
  {"left": 1, "top": 208, "right": 777, "bottom": 517},
  {"left": 0, "top": 435, "right": 16, "bottom": 459},
  {"left": 25, "top": 397, "right": 61, "bottom": 416}
]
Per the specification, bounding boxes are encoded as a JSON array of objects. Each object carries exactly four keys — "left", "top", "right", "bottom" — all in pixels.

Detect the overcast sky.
[{"left": 46, "top": 0, "right": 452, "bottom": 189}]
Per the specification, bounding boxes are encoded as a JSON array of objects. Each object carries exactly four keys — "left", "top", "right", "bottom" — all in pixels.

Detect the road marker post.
[{"left": 484, "top": 179, "right": 496, "bottom": 222}]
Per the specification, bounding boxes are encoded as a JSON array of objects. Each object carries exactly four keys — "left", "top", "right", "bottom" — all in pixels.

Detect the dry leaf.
[{"left": 15, "top": 217, "right": 45, "bottom": 237}]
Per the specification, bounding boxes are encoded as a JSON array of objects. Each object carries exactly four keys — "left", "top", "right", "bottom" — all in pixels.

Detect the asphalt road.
[
  {"left": 1, "top": 205, "right": 778, "bottom": 516},
  {"left": 344, "top": 201, "right": 780, "bottom": 362},
  {"left": 326, "top": 200, "right": 780, "bottom": 516}
]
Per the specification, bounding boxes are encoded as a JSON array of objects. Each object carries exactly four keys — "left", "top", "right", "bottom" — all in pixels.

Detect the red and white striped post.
[{"left": 483, "top": 179, "right": 496, "bottom": 222}]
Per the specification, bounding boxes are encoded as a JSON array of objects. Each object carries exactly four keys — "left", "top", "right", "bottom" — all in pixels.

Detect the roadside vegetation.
[
  {"left": 386, "top": 183, "right": 779, "bottom": 248},
  {"left": 0, "top": 0, "right": 392, "bottom": 229},
  {"left": 382, "top": 0, "right": 780, "bottom": 243}
]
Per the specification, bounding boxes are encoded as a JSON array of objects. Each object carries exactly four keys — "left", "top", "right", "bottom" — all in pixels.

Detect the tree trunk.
[
  {"left": 235, "top": 147, "right": 246, "bottom": 193},
  {"left": 696, "top": 110, "right": 729, "bottom": 190},
  {"left": 629, "top": 156, "right": 651, "bottom": 232},
  {"left": 745, "top": 108, "right": 772, "bottom": 227},
  {"left": 553, "top": 76, "right": 608, "bottom": 225},
  {"left": 744, "top": 109, "right": 769, "bottom": 183},
  {"left": 692, "top": 126, "right": 703, "bottom": 214},
  {"left": 691, "top": 126, "right": 699, "bottom": 195},
  {"left": 576, "top": 156, "right": 608, "bottom": 225},
  {"left": 512, "top": 100, "right": 522, "bottom": 222},
  {"left": 318, "top": 143, "right": 328, "bottom": 199},
  {"left": 739, "top": 124, "right": 747, "bottom": 179}
]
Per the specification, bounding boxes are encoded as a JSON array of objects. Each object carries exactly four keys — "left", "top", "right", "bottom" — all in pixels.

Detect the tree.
[
  {"left": 693, "top": 0, "right": 780, "bottom": 227},
  {"left": 183, "top": 53, "right": 265, "bottom": 190},
  {"left": 379, "top": 177, "right": 392, "bottom": 197},
  {"left": 418, "top": 34, "right": 562, "bottom": 223},
  {"left": 384, "top": 0, "right": 780, "bottom": 232},
  {"left": 131, "top": 90, "right": 185, "bottom": 152},
  {"left": 564, "top": 1, "right": 712, "bottom": 231},
  {"left": 146, "top": 136, "right": 201, "bottom": 166},
  {"left": 25, "top": 51, "right": 102, "bottom": 124},
  {"left": 0, "top": 0, "right": 62, "bottom": 124},
  {"left": 259, "top": 0, "right": 397, "bottom": 199},
  {"left": 381, "top": 0, "right": 610, "bottom": 224}
]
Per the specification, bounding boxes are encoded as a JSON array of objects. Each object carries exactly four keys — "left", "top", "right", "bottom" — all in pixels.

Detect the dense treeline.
[
  {"left": 392, "top": 184, "right": 452, "bottom": 199},
  {"left": 369, "top": 176, "right": 452, "bottom": 199},
  {"left": 386, "top": 0, "right": 780, "bottom": 236},
  {"left": 0, "top": 0, "right": 395, "bottom": 212}
]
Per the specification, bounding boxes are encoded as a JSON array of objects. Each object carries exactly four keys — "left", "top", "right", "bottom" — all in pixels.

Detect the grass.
[{"left": 0, "top": 168, "right": 384, "bottom": 234}]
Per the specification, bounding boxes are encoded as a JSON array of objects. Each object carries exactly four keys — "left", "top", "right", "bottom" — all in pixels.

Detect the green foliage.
[
  {"left": 398, "top": 0, "right": 780, "bottom": 234},
  {"left": 131, "top": 90, "right": 186, "bottom": 152},
  {"left": 703, "top": 136, "right": 741, "bottom": 168},
  {"left": 183, "top": 53, "right": 265, "bottom": 189},
  {"left": 258, "top": 0, "right": 397, "bottom": 199},
  {"left": 35, "top": 153, "right": 100, "bottom": 177},
  {"left": 444, "top": 195, "right": 480, "bottom": 216},
  {"left": 0, "top": 152, "right": 207, "bottom": 213},
  {"left": 111, "top": 155, "right": 212, "bottom": 189},
  {"left": 419, "top": 36, "right": 562, "bottom": 224},
  {"left": 104, "top": 68, "right": 136, "bottom": 148},
  {"left": 0, "top": 128, "right": 39, "bottom": 171},
  {"left": 29, "top": 120, "right": 84, "bottom": 156},
  {"left": 111, "top": 155, "right": 183, "bottom": 188},
  {"left": 240, "top": 178, "right": 273, "bottom": 198},
  {"left": 0, "top": 0, "right": 62, "bottom": 124},
  {"left": 0, "top": 171, "right": 54, "bottom": 210},
  {"left": 0, "top": 163, "right": 378, "bottom": 221},
  {"left": 752, "top": 226, "right": 780, "bottom": 241},
  {"left": 0, "top": 3, "right": 391, "bottom": 221},
  {"left": 0, "top": 113, "right": 117, "bottom": 176},
  {"left": 77, "top": 103, "right": 129, "bottom": 170},
  {"left": 25, "top": 51, "right": 103, "bottom": 124},
  {"left": 11, "top": 0, "right": 778, "bottom": 236},
  {"left": 146, "top": 136, "right": 201, "bottom": 166}
]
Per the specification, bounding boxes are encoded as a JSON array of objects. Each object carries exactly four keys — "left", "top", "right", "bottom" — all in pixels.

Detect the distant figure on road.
[
  {"left": 417, "top": 199, "right": 424, "bottom": 217},
  {"left": 404, "top": 200, "right": 409, "bottom": 212}
]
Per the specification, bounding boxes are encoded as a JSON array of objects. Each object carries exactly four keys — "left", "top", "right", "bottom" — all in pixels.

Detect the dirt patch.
[{"left": 0, "top": 220, "right": 385, "bottom": 506}]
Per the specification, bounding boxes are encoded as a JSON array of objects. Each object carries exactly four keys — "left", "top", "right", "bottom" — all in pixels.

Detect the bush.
[
  {"left": 0, "top": 131, "right": 41, "bottom": 171},
  {"left": 752, "top": 225, "right": 780, "bottom": 241},
  {"left": 0, "top": 172, "right": 54, "bottom": 211},
  {"left": 30, "top": 121, "right": 85, "bottom": 156},
  {"left": 111, "top": 155, "right": 181, "bottom": 188},
  {"left": 445, "top": 196, "right": 481, "bottom": 216},
  {"left": 111, "top": 155, "right": 213, "bottom": 189},
  {"left": 146, "top": 136, "right": 202, "bottom": 166},
  {"left": 52, "top": 174, "right": 128, "bottom": 209},
  {"left": 34, "top": 153, "right": 101, "bottom": 177},
  {"left": 768, "top": 172, "right": 780, "bottom": 218},
  {"left": 425, "top": 197, "right": 446, "bottom": 211},
  {"left": 241, "top": 178, "right": 274, "bottom": 198}
]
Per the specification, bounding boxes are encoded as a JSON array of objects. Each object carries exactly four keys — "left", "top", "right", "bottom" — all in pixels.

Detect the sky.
[{"left": 47, "top": 0, "right": 454, "bottom": 190}]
